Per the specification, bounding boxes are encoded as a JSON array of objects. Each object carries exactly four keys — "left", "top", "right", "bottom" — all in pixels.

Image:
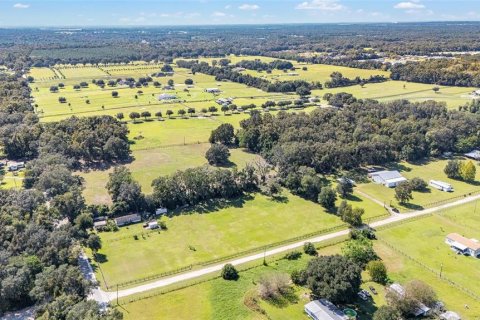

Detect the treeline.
[
  {"left": 324, "top": 72, "right": 387, "bottom": 88},
  {"left": 176, "top": 60, "right": 321, "bottom": 93},
  {"left": 0, "top": 55, "right": 122, "bottom": 319},
  {"left": 390, "top": 57, "right": 480, "bottom": 87},
  {"left": 237, "top": 95, "right": 480, "bottom": 177},
  {"left": 235, "top": 59, "right": 294, "bottom": 71},
  {"left": 151, "top": 165, "right": 260, "bottom": 209}
]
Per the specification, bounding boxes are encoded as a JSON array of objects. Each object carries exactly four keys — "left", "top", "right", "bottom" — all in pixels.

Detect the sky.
[{"left": 0, "top": 0, "right": 479, "bottom": 27}]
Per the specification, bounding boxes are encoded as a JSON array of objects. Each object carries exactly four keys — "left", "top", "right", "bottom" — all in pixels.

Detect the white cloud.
[
  {"left": 13, "top": 3, "right": 30, "bottom": 9},
  {"left": 394, "top": 2, "right": 425, "bottom": 9},
  {"left": 238, "top": 4, "right": 260, "bottom": 11},
  {"left": 296, "top": 0, "right": 345, "bottom": 11},
  {"left": 225, "top": 5, "right": 231, "bottom": 10},
  {"left": 212, "top": 11, "right": 226, "bottom": 17}
]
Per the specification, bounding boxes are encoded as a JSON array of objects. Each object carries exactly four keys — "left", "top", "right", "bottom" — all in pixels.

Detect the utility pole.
[
  {"left": 440, "top": 263, "right": 443, "bottom": 278},
  {"left": 263, "top": 247, "right": 267, "bottom": 266}
]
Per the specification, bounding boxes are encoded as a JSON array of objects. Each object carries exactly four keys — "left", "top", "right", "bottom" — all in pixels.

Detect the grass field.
[
  {"left": 91, "top": 188, "right": 385, "bottom": 288},
  {"left": 116, "top": 217, "right": 480, "bottom": 320},
  {"left": 357, "top": 158, "right": 480, "bottom": 212},
  {"left": 0, "top": 170, "right": 24, "bottom": 190},
  {"left": 79, "top": 146, "right": 262, "bottom": 203}
]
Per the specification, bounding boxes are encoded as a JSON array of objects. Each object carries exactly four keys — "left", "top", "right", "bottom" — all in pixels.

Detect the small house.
[
  {"left": 429, "top": 180, "right": 453, "bottom": 192},
  {"left": 114, "top": 213, "right": 142, "bottom": 227},
  {"left": 155, "top": 208, "right": 168, "bottom": 216},
  {"left": 93, "top": 220, "right": 107, "bottom": 230},
  {"left": 158, "top": 93, "right": 177, "bottom": 100},
  {"left": 370, "top": 170, "right": 407, "bottom": 188},
  {"left": 388, "top": 283, "right": 430, "bottom": 317},
  {"left": 205, "top": 88, "right": 221, "bottom": 93},
  {"left": 304, "top": 299, "right": 348, "bottom": 320},
  {"left": 445, "top": 233, "right": 480, "bottom": 257}
]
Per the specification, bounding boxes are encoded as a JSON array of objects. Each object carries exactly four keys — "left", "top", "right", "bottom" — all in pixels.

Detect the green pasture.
[
  {"left": 316, "top": 80, "right": 475, "bottom": 109},
  {"left": 78, "top": 146, "right": 261, "bottom": 204},
  {"left": 357, "top": 158, "right": 480, "bottom": 212},
  {"left": 0, "top": 170, "right": 24, "bottom": 190},
  {"left": 117, "top": 224, "right": 480, "bottom": 320},
  {"left": 91, "top": 188, "right": 384, "bottom": 288}
]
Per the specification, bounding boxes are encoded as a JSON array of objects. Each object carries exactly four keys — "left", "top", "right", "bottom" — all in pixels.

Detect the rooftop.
[
  {"left": 305, "top": 299, "right": 347, "bottom": 320},
  {"left": 446, "top": 233, "right": 480, "bottom": 250}
]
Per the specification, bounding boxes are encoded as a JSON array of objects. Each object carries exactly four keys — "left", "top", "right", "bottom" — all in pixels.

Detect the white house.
[
  {"left": 158, "top": 93, "right": 177, "bottom": 100},
  {"left": 429, "top": 180, "right": 453, "bottom": 192},
  {"left": 445, "top": 233, "right": 480, "bottom": 257},
  {"left": 114, "top": 213, "right": 142, "bottom": 227},
  {"left": 388, "top": 283, "right": 430, "bottom": 317},
  {"left": 370, "top": 170, "right": 407, "bottom": 188},
  {"left": 205, "top": 88, "right": 221, "bottom": 93},
  {"left": 304, "top": 300, "right": 348, "bottom": 320}
]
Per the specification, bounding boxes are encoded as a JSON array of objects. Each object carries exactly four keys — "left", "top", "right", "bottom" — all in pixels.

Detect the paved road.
[
  {"left": 78, "top": 252, "right": 110, "bottom": 306},
  {"left": 85, "top": 193, "right": 480, "bottom": 302}
]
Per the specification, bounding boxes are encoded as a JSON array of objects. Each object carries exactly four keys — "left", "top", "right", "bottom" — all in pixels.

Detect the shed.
[
  {"left": 205, "top": 88, "right": 221, "bottom": 93},
  {"left": 147, "top": 221, "right": 159, "bottom": 229},
  {"left": 93, "top": 220, "right": 107, "bottom": 229}
]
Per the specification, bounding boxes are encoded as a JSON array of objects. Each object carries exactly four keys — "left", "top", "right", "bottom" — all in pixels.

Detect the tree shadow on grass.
[
  {"left": 345, "top": 194, "right": 362, "bottom": 202},
  {"left": 167, "top": 194, "right": 255, "bottom": 216},
  {"left": 264, "top": 288, "right": 299, "bottom": 309},
  {"left": 399, "top": 202, "right": 423, "bottom": 211},
  {"left": 270, "top": 195, "right": 289, "bottom": 203},
  {"left": 216, "top": 160, "right": 237, "bottom": 168}
]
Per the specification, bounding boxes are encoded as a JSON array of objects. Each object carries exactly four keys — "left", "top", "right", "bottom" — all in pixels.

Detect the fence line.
[
  {"left": 379, "top": 239, "right": 480, "bottom": 302},
  {"left": 108, "top": 222, "right": 350, "bottom": 288},
  {"left": 117, "top": 237, "right": 348, "bottom": 306},
  {"left": 421, "top": 189, "right": 480, "bottom": 209}
]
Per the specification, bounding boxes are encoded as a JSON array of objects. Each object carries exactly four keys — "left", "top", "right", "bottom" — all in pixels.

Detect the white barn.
[{"left": 370, "top": 170, "right": 407, "bottom": 188}]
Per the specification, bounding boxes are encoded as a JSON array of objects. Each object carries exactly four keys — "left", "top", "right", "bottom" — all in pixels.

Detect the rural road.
[{"left": 87, "top": 192, "right": 480, "bottom": 303}]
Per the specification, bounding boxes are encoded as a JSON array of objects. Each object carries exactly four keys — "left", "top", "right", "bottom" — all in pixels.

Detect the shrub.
[
  {"left": 367, "top": 260, "right": 388, "bottom": 284},
  {"left": 258, "top": 273, "right": 291, "bottom": 300},
  {"left": 291, "top": 269, "right": 306, "bottom": 286},
  {"left": 303, "top": 242, "right": 317, "bottom": 256},
  {"left": 409, "top": 177, "right": 428, "bottom": 191},
  {"left": 284, "top": 251, "right": 302, "bottom": 260},
  {"left": 221, "top": 263, "right": 238, "bottom": 280}
]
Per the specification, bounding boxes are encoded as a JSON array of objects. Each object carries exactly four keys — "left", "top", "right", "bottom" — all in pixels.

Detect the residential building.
[
  {"left": 155, "top": 208, "right": 168, "bottom": 216},
  {"left": 304, "top": 299, "right": 348, "bottom": 320},
  {"left": 158, "top": 93, "right": 177, "bottom": 100},
  {"left": 445, "top": 233, "right": 480, "bottom": 257},
  {"left": 114, "top": 213, "right": 142, "bottom": 227},
  {"left": 388, "top": 283, "right": 430, "bottom": 317},
  {"left": 429, "top": 180, "right": 453, "bottom": 192},
  {"left": 370, "top": 170, "right": 407, "bottom": 188}
]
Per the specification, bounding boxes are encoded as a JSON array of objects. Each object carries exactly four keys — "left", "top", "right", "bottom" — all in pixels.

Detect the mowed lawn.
[
  {"left": 357, "top": 158, "right": 480, "bottom": 212},
  {"left": 93, "top": 192, "right": 348, "bottom": 288},
  {"left": 377, "top": 201, "right": 480, "bottom": 299},
  {"left": 79, "top": 145, "right": 261, "bottom": 204}
]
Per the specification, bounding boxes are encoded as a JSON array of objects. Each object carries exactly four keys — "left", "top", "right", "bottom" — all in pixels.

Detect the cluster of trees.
[
  {"left": 390, "top": 56, "right": 480, "bottom": 87},
  {"left": 394, "top": 177, "right": 428, "bottom": 204},
  {"left": 234, "top": 59, "right": 294, "bottom": 71},
  {"left": 324, "top": 72, "right": 387, "bottom": 88},
  {"left": 444, "top": 159, "right": 476, "bottom": 182},
  {"left": 0, "top": 55, "right": 122, "bottom": 318},
  {"left": 176, "top": 60, "right": 321, "bottom": 93},
  {"left": 237, "top": 96, "right": 480, "bottom": 176},
  {"left": 151, "top": 165, "right": 260, "bottom": 209}
]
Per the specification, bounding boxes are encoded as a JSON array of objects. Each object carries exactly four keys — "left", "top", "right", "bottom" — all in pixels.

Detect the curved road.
[{"left": 86, "top": 193, "right": 480, "bottom": 303}]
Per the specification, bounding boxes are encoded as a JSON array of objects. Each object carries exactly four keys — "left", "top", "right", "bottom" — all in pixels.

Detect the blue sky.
[{"left": 0, "top": 0, "right": 479, "bottom": 26}]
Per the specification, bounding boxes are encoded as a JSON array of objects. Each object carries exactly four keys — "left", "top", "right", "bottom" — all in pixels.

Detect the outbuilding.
[
  {"left": 158, "top": 93, "right": 177, "bottom": 100},
  {"left": 370, "top": 170, "right": 407, "bottom": 188},
  {"left": 445, "top": 233, "right": 480, "bottom": 257},
  {"left": 205, "top": 88, "right": 221, "bottom": 93},
  {"left": 464, "top": 150, "right": 480, "bottom": 160},
  {"left": 304, "top": 299, "right": 348, "bottom": 320},
  {"left": 429, "top": 180, "right": 453, "bottom": 192},
  {"left": 440, "top": 311, "right": 461, "bottom": 320},
  {"left": 147, "top": 221, "right": 159, "bottom": 229}
]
